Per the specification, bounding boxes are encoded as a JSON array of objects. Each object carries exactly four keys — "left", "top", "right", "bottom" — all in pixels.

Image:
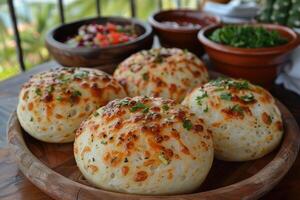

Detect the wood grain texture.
[
  {"left": 7, "top": 99, "right": 300, "bottom": 199},
  {"left": 1, "top": 61, "right": 300, "bottom": 199}
]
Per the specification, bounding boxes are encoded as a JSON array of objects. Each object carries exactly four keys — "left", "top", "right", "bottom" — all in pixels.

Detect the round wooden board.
[{"left": 7, "top": 100, "right": 300, "bottom": 200}]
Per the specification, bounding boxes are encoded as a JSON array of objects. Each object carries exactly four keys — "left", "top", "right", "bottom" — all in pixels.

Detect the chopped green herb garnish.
[
  {"left": 240, "top": 93, "right": 255, "bottom": 102},
  {"left": 204, "top": 105, "right": 209, "bottom": 113},
  {"left": 119, "top": 99, "right": 130, "bottom": 106},
  {"left": 230, "top": 80, "right": 249, "bottom": 90},
  {"left": 209, "top": 25, "right": 288, "bottom": 48},
  {"left": 183, "top": 49, "right": 189, "bottom": 54},
  {"left": 196, "top": 90, "right": 208, "bottom": 105},
  {"left": 35, "top": 88, "right": 42, "bottom": 96},
  {"left": 230, "top": 104, "right": 244, "bottom": 114},
  {"left": 74, "top": 70, "right": 89, "bottom": 79},
  {"left": 220, "top": 92, "right": 232, "bottom": 101},
  {"left": 58, "top": 74, "right": 71, "bottom": 83},
  {"left": 71, "top": 90, "right": 82, "bottom": 97},
  {"left": 162, "top": 104, "right": 169, "bottom": 111},
  {"left": 142, "top": 73, "right": 149, "bottom": 81},
  {"left": 56, "top": 96, "right": 62, "bottom": 101},
  {"left": 267, "top": 115, "right": 272, "bottom": 124},
  {"left": 124, "top": 157, "right": 128, "bottom": 162},
  {"left": 209, "top": 77, "right": 227, "bottom": 87},
  {"left": 183, "top": 119, "right": 193, "bottom": 130},
  {"left": 198, "top": 90, "right": 208, "bottom": 98},
  {"left": 154, "top": 55, "right": 163, "bottom": 63},
  {"left": 46, "top": 85, "right": 54, "bottom": 93},
  {"left": 30, "top": 117, "right": 34, "bottom": 122},
  {"left": 130, "top": 102, "right": 149, "bottom": 113},
  {"left": 93, "top": 112, "right": 99, "bottom": 117},
  {"left": 158, "top": 153, "right": 169, "bottom": 165},
  {"left": 214, "top": 87, "right": 225, "bottom": 92},
  {"left": 210, "top": 78, "right": 249, "bottom": 90},
  {"left": 142, "top": 107, "right": 149, "bottom": 113},
  {"left": 101, "top": 141, "right": 107, "bottom": 145}
]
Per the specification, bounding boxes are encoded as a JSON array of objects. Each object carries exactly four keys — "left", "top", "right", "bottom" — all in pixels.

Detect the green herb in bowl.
[{"left": 209, "top": 25, "right": 288, "bottom": 48}]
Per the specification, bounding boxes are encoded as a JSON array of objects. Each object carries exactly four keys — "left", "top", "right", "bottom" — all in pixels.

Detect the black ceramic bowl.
[{"left": 45, "top": 16, "right": 154, "bottom": 74}]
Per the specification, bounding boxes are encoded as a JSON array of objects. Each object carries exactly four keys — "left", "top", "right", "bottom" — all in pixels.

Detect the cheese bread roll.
[
  {"left": 183, "top": 78, "right": 283, "bottom": 161},
  {"left": 17, "top": 67, "right": 127, "bottom": 143},
  {"left": 74, "top": 96, "right": 213, "bottom": 194},
  {"left": 114, "top": 48, "right": 208, "bottom": 102}
]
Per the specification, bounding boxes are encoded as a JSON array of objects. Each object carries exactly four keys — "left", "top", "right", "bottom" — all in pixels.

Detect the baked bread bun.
[
  {"left": 74, "top": 96, "right": 213, "bottom": 195},
  {"left": 17, "top": 67, "right": 127, "bottom": 143},
  {"left": 182, "top": 78, "right": 284, "bottom": 161},
  {"left": 113, "top": 48, "right": 208, "bottom": 102}
]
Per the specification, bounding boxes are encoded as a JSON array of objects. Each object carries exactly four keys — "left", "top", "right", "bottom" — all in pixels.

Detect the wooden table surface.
[{"left": 1, "top": 61, "right": 300, "bottom": 200}]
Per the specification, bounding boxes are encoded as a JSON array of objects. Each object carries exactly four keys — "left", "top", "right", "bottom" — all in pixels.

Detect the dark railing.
[
  {"left": 7, "top": 0, "right": 200, "bottom": 72},
  {"left": 8, "top": 0, "right": 26, "bottom": 71}
]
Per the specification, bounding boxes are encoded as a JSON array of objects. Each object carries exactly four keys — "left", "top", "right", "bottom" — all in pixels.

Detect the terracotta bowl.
[
  {"left": 149, "top": 9, "right": 220, "bottom": 56},
  {"left": 198, "top": 23, "right": 300, "bottom": 87},
  {"left": 45, "top": 17, "right": 154, "bottom": 74}
]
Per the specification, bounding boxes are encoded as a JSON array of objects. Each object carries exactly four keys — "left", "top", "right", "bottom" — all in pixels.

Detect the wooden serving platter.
[{"left": 7, "top": 99, "right": 300, "bottom": 200}]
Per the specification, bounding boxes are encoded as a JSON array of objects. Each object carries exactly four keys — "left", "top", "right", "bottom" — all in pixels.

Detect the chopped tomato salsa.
[{"left": 66, "top": 22, "right": 137, "bottom": 47}]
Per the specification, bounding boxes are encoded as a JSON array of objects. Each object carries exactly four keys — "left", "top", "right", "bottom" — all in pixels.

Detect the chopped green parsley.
[
  {"left": 240, "top": 93, "right": 255, "bottom": 102},
  {"left": 46, "top": 85, "right": 54, "bottom": 93},
  {"left": 230, "top": 104, "right": 244, "bottom": 114},
  {"left": 130, "top": 102, "right": 149, "bottom": 113},
  {"left": 154, "top": 54, "right": 163, "bottom": 63},
  {"left": 230, "top": 80, "right": 249, "bottom": 90},
  {"left": 183, "top": 119, "right": 193, "bottom": 130},
  {"left": 203, "top": 105, "right": 209, "bottom": 113},
  {"left": 58, "top": 74, "right": 71, "bottom": 83},
  {"left": 56, "top": 96, "right": 62, "bottom": 101},
  {"left": 71, "top": 90, "right": 82, "bottom": 97},
  {"left": 196, "top": 90, "right": 208, "bottom": 105},
  {"left": 73, "top": 70, "right": 89, "bottom": 79},
  {"left": 162, "top": 104, "right": 169, "bottom": 111},
  {"left": 142, "top": 73, "right": 149, "bottom": 81},
  {"left": 93, "top": 111, "right": 99, "bottom": 117},
  {"left": 119, "top": 99, "right": 130, "bottom": 106},
  {"left": 142, "top": 107, "right": 149, "bottom": 113},
  {"left": 210, "top": 78, "right": 249, "bottom": 90},
  {"left": 35, "top": 88, "right": 42, "bottom": 96},
  {"left": 267, "top": 115, "right": 272, "bottom": 124},
  {"left": 220, "top": 92, "right": 232, "bottom": 101}
]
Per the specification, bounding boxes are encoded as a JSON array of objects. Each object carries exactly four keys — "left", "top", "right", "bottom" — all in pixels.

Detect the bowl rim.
[
  {"left": 148, "top": 9, "right": 221, "bottom": 33},
  {"left": 45, "top": 16, "right": 153, "bottom": 52},
  {"left": 198, "top": 23, "right": 300, "bottom": 55}
]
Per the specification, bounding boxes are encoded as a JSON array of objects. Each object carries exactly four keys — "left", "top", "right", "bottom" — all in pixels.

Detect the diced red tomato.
[
  {"left": 96, "top": 33, "right": 105, "bottom": 41},
  {"left": 107, "top": 23, "right": 117, "bottom": 32},
  {"left": 109, "top": 32, "right": 122, "bottom": 44}
]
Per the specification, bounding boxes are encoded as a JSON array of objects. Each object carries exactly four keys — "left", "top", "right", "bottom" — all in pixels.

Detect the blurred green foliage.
[{"left": 0, "top": 0, "right": 198, "bottom": 81}]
